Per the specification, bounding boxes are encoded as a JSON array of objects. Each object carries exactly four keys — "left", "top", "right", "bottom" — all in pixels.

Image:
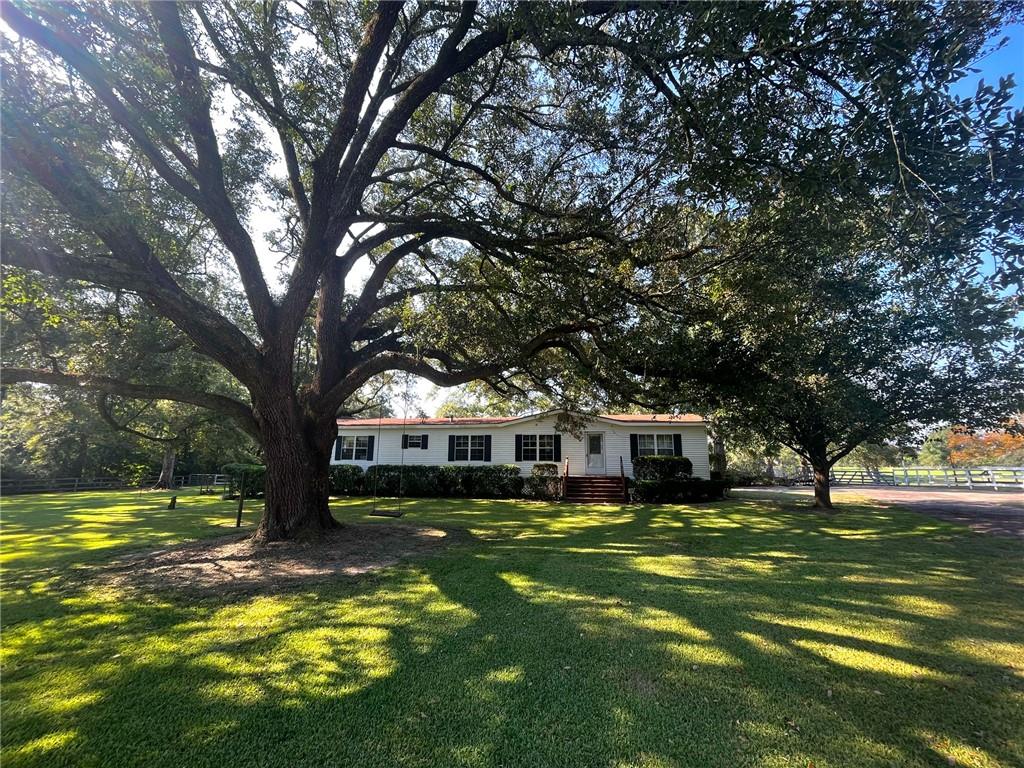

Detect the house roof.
[
  {"left": 336, "top": 412, "right": 705, "bottom": 427},
  {"left": 337, "top": 416, "right": 514, "bottom": 426}
]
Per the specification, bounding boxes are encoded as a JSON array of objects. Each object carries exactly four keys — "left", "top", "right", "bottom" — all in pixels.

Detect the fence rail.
[
  {"left": 790, "top": 465, "right": 1024, "bottom": 489},
  {"left": 0, "top": 476, "right": 132, "bottom": 495},
  {"left": 0, "top": 473, "right": 231, "bottom": 496}
]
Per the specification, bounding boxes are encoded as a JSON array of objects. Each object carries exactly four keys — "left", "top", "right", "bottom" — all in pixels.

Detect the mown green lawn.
[{"left": 2, "top": 489, "right": 1022, "bottom": 768}]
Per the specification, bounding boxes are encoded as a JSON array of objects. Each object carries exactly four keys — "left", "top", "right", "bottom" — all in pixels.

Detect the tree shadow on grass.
[{"left": 2, "top": 497, "right": 1022, "bottom": 767}]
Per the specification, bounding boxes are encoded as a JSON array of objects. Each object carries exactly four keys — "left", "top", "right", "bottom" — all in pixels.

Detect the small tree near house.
[{"left": 611, "top": 248, "right": 1024, "bottom": 508}]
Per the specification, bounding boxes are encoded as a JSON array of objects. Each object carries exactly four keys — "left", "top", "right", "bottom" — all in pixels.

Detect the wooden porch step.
[{"left": 564, "top": 475, "right": 626, "bottom": 503}]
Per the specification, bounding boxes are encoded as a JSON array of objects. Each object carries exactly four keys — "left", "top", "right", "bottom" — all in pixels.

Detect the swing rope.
[{"left": 368, "top": 379, "right": 410, "bottom": 518}]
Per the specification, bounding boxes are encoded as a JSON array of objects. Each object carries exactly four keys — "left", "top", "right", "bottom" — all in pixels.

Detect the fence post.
[
  {"left": 966, "top": 468, "right": 973, "bottom": 490},
  {"left": 235, "top": 473, "right": 246, "bottom": 528}
]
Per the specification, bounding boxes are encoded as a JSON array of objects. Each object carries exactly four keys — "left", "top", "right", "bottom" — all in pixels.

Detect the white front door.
[{"left": 585, "top": 432, "right": 606, "bottom": 474}]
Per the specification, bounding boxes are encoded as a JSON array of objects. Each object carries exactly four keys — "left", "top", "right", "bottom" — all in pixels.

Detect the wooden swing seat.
[
  {"left": 366, "top": 396, "right": 409, "bottom": 519},
  {"left": 368, "top": 507, "right": 404, "bottom": 518}
]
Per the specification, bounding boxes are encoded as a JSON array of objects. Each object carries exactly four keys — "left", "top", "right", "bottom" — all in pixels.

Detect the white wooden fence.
[
  {"left": 883, "top": 466, "right": 1023, "bottom": 490},
  {"left": 791, "top": 466, "right": 1024, "bottom": 489},
  {"left": 0, "top": 473, "right": 230, "bottom": 496}
]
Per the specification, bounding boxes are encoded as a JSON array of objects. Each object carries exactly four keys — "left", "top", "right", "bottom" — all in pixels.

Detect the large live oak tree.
[
  {"left": 3, "top": 1, "right": 1020, "bottom": 535},
  {"left": 1, "top": 0, "right": 678, "bottom": 538}
]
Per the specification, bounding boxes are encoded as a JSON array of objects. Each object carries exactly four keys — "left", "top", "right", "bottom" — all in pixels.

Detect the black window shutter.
[
  {"left": 553, "top": 434, "right": 562, "bottom": 462},
  {"left": 366, "top": 435, "right": 375, "bottom": 461},
  {"left": 629, "top": 433, "right": 639, "bottom": 460},
  {"left": 484, "top": 434, "right": 492, "bottom": 462},
  {"left": 333, "top": 437, "right": 342, "bottom": 461},
  {"left": 402, "top": 434, "right": 409, "bottom": 449},
  {"left": 421, "top": 434, "right": 429, "bottom": 450},
  {"left": 514, "top": 434, "right": 523, "bottom": 462},
  {"left": 673, "top": 434, "right": 683, "bottom": 456},
  {"left": 448, "top": 435, "right": 456, "bottom": 461}
]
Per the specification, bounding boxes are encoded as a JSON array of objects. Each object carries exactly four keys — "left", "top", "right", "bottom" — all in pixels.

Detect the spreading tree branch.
[
  {"left": 3, "top": 367, "right": 259, "bottom": 438},
  {"left": 149, "top": 1, "right": 276, "bottom": 335}
]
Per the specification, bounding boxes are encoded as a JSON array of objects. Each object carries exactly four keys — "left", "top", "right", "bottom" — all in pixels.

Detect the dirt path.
[
  {"left": 100, "top": 522, "right": 457, "bottom": 594},
  {"left": 733, "top": 486, "right": 1024, "bottom": 539}
]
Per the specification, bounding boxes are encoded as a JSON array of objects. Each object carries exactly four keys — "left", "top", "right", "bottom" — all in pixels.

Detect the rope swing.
[{"left": 368, "top": 377, "right": 410, "bottom": 518}]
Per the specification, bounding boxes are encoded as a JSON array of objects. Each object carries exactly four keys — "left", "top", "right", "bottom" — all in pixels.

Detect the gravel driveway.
[{"left": 733, "top": 485, "right": 1024, "bottom": 539}]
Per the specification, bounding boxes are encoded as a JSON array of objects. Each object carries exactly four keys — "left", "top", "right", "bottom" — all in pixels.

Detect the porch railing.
[{"left": 620, "top": 456, "right": 628, "bottom": 501}]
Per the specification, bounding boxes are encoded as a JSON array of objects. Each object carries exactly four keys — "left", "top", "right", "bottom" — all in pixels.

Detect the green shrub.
[
  {"left": 221, "top": 463, "right": 266, "bottom": 498},
  {"left": 436, "top": 465, "right": 463, "bottom": 497},
  {"left": 365, "top": 464, "right": 418, "bottom": 496},
  {"left": 328, "top": 465, "right": 364, "bottom": 495},
  {"left": 632, "top": 455, "right": 694, "bottom": 480},
  {"left": 438, "top": 465, "right": 522, "bottom": 498},
  {"left": 464, "top": 465, "right": 523, "bottom": 498},
  {"left": 524, "top": 463, "right": 561, "bottom": 499},
  {"left": 722, "top": 469, "right": 790, "bottom": 487},
  {"left": 631, "top": 477, "right": 729, "bottom": 503},
  {"left": 402, "top": 466, "right": 446, "bottom": 497},
  {"left": 363, "top": 464, "right": 522, "bottom": 499},
  {"left": 121, "top": 463, "right": 152, "bottom": 486}
]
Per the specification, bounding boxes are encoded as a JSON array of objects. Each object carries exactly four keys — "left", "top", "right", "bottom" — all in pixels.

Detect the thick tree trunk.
[
  {"left": 812, "top": 464, "right": 833, "bottom": 509},
  {"left": 765, "top": 456, "right": 775, "bottom": 480},
  {"left": 252, "top": 389, "right": 339, "bottom": 541},
  {"left": 152, "top": 445, "right": 177, "bottom": 489},
  {"left": 710, "top": 432, "right": 727, "bottom": 475}
]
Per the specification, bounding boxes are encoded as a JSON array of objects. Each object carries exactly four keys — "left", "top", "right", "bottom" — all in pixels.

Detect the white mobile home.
[{"left": 332, "top": 411, "right": 710, "bottom": 480}]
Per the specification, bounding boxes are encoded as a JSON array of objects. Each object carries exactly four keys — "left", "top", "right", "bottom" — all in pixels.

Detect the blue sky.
[
  {"left": 947, "top": 24, "right": 1022, "bottom": 296},
  {"left": 951, "top": 23, "right": 1023, "bottom": 106}
]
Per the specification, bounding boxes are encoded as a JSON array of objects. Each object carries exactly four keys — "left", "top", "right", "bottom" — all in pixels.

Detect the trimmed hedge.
[
  {"left": 632, "top": 477, "right": 729, "bottom": 503},
  {"left": 632, "top": 455, "right": 694, "bottom": 480},
  {"left": 220, "top": 461, "right": 533, "bottom": 500},
  {"left": 222, "top": 463, "right": 265, "bottom": 498},
  {"left": 329, "top": 465, "right": 364, "bottom": 495},
  {"left": 723, "top": 469, "right": 793, "bottom": 487},
  {"left": 524, "top": 463, "right": 561, "bottom": 500},
  {"left": 363, "top": 464, "right": 523, "bottom": 499},
  {"left": 446, "top": 465, "right": 523, "bottom": 498}
]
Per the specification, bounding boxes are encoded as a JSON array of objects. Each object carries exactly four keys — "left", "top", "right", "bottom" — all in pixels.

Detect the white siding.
[{"left": 332, "top": 414, "right": 710, "bottom": 479}]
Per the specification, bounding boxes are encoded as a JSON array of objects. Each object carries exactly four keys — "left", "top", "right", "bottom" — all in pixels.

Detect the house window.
[
  {"left": 520, "top": 434, "right": 561, "bottom": 462},
  {"left": 453, "top": 435, "right": 470, "bottom": 461},
  {"left": 406, "top": 434, "right": 422, "bottom": 449},
  {"left": 521, "top": 435, "right": 538, "bottom": 461},
  {"left": 339, "top": 435, "right": 370, "bottom": 460},
  {"left": 637, "top": 434, "right": 675, "bottom": 457},
  {"left": 538, "top": 434, "right": 555, "bottom": 461},
  {"left": 470, "top": 435, "right": 486, "bottom": 461}
]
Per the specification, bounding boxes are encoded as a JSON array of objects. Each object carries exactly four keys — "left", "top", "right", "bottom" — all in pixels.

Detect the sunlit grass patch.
[
  {"left": 0, "top": 488, "right": 253, "bottom": 568},
  {"left": 793, "top": 639, "right": 954, "bottom": 681},
  {"left": 2, "top": 491, "right": 1023, "bottom": 768}
]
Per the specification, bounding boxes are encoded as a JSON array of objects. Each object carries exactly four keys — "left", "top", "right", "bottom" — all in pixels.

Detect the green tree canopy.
[{"left": 3, "top": 1, "right": 1021, "bottom": 533}]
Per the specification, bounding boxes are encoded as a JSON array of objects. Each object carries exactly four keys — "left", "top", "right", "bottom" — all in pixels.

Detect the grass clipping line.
[{"left": 102, "top": 523, "right": 454, "bottom": 594}]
